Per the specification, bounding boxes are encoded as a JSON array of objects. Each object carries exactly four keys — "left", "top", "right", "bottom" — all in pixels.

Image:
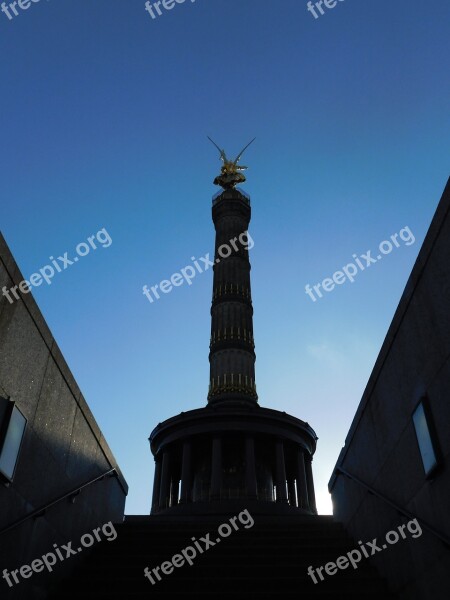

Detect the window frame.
[
  {"left": 0, "top": 396, "right": 27, "bottom": 483},
  {"left": 412, "top": 396, "right": 441, "bottom": 479}
]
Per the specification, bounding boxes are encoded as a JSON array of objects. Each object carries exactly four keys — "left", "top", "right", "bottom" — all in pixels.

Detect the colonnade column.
[
  {"left": 305, "top": 455, "right": 317, "bottom": 514},
  {"left": 275, "top": 440, "right": 288, "bottom": 503},
  {"left": 151, "top": 455, "right": 162, "bottom": 513},
  {"left": 288, "top": 478, "right": 297, "bottom": 507},
  {"left": 245, "top": 436, "right": 258, "bottom": 499},
  {"left": 159, "top": 450, "right": 171, "bottom": 509},
  {"left": 296, "top": 448, "right": 309, "bottom": 510},
  {"left": 210, "top": 436, "right": 222, "bottom": 500},
  {"left": 170, "top": 477, "right": 180, "bottom": 507},
  {"left": 180, "top": 441, "right": 193, "bottom": 504}
]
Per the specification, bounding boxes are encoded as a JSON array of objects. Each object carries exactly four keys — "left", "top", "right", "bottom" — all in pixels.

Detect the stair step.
[{"left": 49, "top": 516, "right": 397, "bottom": 599}]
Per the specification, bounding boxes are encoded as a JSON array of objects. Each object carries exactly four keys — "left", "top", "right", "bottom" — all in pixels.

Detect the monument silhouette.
[{"left": 149, "top": 140, "right": 318, "bottom": 516}]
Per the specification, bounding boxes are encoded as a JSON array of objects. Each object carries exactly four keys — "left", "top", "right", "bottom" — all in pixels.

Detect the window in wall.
[
  {"left": 412, "top": 398, "right": 440, "bottom": 478},
  {"left": 0, "top": 396, "right": 27, "bottom": 483}
]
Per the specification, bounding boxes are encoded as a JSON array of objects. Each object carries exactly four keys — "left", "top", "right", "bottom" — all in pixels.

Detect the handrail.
[
  {"left": 0, "top": 468, "right": 117, "bottom": 537},
  {"left": 335, "top": 466, "right": 450, "bottom": 548}
]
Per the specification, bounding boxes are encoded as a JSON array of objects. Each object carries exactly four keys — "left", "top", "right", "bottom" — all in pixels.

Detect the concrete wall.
[
  {"left": 0, "top": 232, "right": 128, "bottom": 600},
  {"left": 329, "top": 178, "right": 450, "bottom": 599}
]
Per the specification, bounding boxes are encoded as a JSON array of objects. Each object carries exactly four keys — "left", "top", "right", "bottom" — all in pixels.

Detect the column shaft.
[
  {"left": 180, "top": 441, "right": 193, "bottom": 504},
  {"left": 296, "top": 449, "right": 309, "bottom": 510},
  {"left": 151, "top": 456, "right": 162, "bottom": 513},
  {"left": 159, "top": 450, "right": 171, "bottom": 509},
  {"left": 305, "top": 456, "right": 317, "bottom": 514},
  {"left": 210, "top": 436, "right": 222, "bottom": 500},
  {"left": 171, "top": 477, "right": 180, "bottom": 507},
  {"left": 288, "top": 478, "right": 297, "bottom": 507},
  {"left": 275, "top": 440, "right": 288, "bottom": 503},
  {"left": 245, "top": 436, "right": 258, "bottom": 498}
]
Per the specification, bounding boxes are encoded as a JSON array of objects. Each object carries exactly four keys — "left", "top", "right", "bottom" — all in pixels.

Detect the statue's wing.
[
  {"left": 234, "top": 137, "right": 256, "bottom": 164},
  {"left": 207, "top": 136, "right": 227, "bottom": 162}
]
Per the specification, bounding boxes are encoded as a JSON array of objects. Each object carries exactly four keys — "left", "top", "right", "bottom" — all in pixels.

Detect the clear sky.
[{"left": 0, "top": 0, "right": 449, "bottom": 514}]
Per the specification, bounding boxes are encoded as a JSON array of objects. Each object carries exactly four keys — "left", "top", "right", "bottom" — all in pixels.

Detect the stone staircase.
[{"left": 49, "top": 514, "right": 396, "bottom": 599}]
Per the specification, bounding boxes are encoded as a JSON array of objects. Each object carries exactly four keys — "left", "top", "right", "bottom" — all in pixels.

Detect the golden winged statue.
[{"left": 208, "top": 136, "right": 256, "bottom": 189}]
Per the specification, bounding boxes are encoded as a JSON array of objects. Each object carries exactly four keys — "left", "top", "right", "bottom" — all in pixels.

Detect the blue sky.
[{"left": 0, "top": 0, "right": 449, "bottom": 513}]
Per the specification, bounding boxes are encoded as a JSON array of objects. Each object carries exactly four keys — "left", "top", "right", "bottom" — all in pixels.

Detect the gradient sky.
[{"left": 0, "top": 0, "right": 449, "bottom": 514}]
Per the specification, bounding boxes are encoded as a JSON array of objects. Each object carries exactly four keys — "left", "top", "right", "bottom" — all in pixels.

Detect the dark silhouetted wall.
[
  {"left": 329, "top": 178, "right": 450, "bottom": 599},
  {"left": 0, "top": 232, "right": 128, "bottom": 600}
]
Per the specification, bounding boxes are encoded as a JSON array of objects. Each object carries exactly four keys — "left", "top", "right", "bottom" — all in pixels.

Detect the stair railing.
[
  {"left": 334, "top": 466, "right": 450, "bottom": 548},
  {"left": 0, "top": 468, "right": 118, "bottom": 537}
]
